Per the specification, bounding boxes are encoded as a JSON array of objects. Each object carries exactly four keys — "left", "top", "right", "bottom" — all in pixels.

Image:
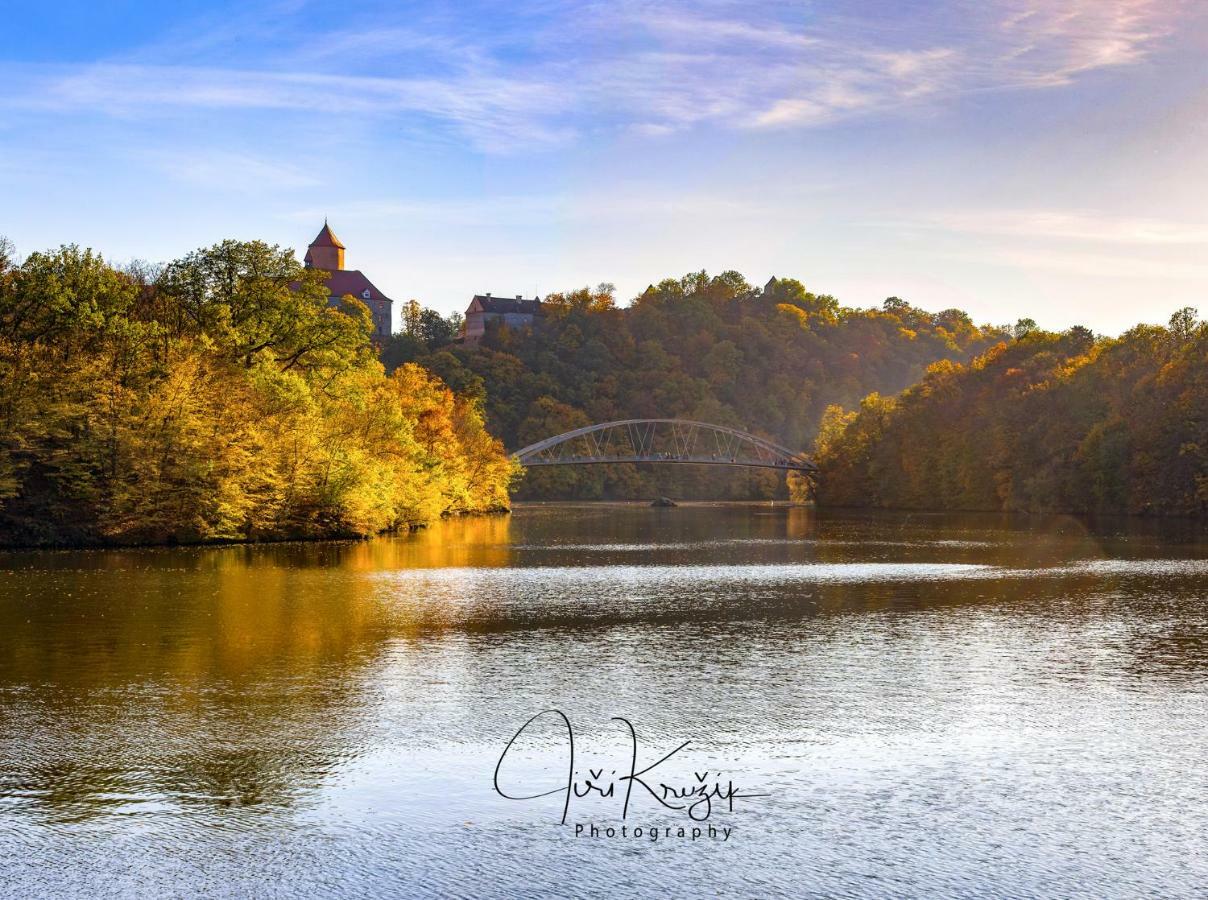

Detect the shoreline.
[
  {"left": 4, "top": 498, "right": 1204, "bottom": 553},
  {"left": 516, "top": 498, "right": 1208, "bottom": 522},
  {"left": 0, "top": 506, "right": 511, "bottom": 553}
]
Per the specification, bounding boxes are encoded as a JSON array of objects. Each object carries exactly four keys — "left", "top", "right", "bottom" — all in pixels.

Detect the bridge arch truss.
[{"left": 511, "top": 419, "right": 816, "bottom": 474}]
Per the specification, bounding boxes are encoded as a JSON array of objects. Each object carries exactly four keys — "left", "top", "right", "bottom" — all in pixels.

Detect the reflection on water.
[{"left": 1, "top": 505, "right": 1206, "bottom": 897}]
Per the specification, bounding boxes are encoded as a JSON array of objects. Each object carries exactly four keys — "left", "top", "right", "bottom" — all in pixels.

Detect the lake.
[{"left": 1, "top": 504, "right": 1205, "bottom": 898}]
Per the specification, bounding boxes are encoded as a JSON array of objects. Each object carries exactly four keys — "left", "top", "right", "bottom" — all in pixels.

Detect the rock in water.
[{"left": 650, "top": 496, "right": 678, "bottom": 508}]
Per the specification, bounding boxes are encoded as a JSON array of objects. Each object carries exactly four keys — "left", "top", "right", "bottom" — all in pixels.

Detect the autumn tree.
[
  {"left": 413, "top": 269, "right": 1006, "bottom": 500},
  {"left": 814, "top": 310, "right": 1208, "bottom": 517},
  {"left": 0, "top": 239, "right": 515, "bottom": 547}
]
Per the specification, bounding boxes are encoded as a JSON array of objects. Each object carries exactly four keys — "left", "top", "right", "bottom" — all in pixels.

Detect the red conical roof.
[{"left": 309, "top": 221, "right": 346, "bottom": 249}]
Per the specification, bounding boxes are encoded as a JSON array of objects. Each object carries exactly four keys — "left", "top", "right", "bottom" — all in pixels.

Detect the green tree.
[{"left": 1012, "top": 317, "right": 1038, "bottom": 340}]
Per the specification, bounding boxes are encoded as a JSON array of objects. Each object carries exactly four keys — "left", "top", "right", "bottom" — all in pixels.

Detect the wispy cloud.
[
  {"left": 0, "top": 0, "right": 1195, "bottom": 149},
  {"left": 895, "top": 205, "right": 1208, "bottom": 288},
  {"left": 916, "top": 209, "right": 1208, "bottom": 246},
  {"left": 8, "top": 62, "right": 576, "bottom": 147},
  {"left": 148, "top": 149, "right": 322, "bottom": 191},
  {"left": 282, "top": 181, "right": 836, "bottom": 228},
  {"left": 937, "top": 245, "right": 1208, "bottom": 281},
  {"left": 996, "top": 0, "right": 1177, "bottom": 85},
  {"left": 616, "top": 8, "right": 819, "bottom": 50}
]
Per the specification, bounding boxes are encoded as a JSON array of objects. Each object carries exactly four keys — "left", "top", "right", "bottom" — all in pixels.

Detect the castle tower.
[
  {"left": 299, "top": 222, "right": 394, "bottom": 340},
  {"left": 304, "top": 220, "right": 345, "bottom": 271}
]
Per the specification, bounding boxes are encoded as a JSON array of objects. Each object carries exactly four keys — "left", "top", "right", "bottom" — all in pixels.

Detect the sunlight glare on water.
[{"left": 0, "top": 504, "right": 1205, "bottom": 897}]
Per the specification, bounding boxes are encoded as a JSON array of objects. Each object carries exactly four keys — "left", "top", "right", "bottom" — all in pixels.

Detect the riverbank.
[{"left": 0, "top": 505, "right": 512, "bottom": 552}]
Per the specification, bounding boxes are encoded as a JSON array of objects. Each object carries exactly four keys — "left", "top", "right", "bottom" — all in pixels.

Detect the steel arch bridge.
[{"left": 511, "top": 419, "right": 817, "bottom": 474}]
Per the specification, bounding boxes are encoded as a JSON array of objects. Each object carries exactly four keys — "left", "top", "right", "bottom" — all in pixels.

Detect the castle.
[
  {"left": 303, "top": 222, "right": 393, "bottom": 339},
  {"left": 303, "top": 223, "right": 543, "bottom": 343},
  {"left": 463, "top": 294, "right": 543, "bottom": 344}
]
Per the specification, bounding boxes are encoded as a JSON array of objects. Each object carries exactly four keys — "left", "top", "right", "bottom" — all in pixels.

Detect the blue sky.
[{"left": 2, "top": 0, "right": 1206, "bottom": 333}]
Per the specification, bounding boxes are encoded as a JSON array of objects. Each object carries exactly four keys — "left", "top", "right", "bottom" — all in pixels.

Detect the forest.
[
  {"left": 387, "top": 273, "right": 1009, "bottom": 499},
  {"left": 813, "top": 310, "right": 1208, "bottom": 516},
  {"left": 0, "top": 238, "right": 515, "bottom": 547},
  {"left": 8, "top": 232, "right": 1201, "bottom": 531}
]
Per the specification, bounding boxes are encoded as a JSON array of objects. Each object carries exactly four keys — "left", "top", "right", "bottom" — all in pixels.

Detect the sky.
[{"left": 1, "top": 0, "right": 1206, "bottom": 334}]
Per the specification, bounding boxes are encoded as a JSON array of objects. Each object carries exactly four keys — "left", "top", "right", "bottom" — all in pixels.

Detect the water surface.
[{"left": 1, "top": 504, "right": 1205, "bottom": 897}]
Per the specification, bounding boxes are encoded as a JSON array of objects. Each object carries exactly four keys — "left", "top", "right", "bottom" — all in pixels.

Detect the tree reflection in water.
[{"left": 0, "top": 505, "right": 1205, "bottom": 896}]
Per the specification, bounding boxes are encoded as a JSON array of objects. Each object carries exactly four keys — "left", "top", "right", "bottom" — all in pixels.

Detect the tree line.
[
  {"left": 813, "top": 310, "right": 1208, "bottom": 516},
  {"left": 15, "top": 230, "right": 1190, "bottom": 525},
  {"left": 386, "top": 273, "right": 1008, "bottom": 499},
  {"left": 0, "top": 237, "right": 515, "bottom": 547}
]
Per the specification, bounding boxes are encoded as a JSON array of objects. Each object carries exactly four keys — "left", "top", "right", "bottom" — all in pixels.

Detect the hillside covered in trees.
[
  {"left": 388, "top": 273, "right": 1008, "bottom": 499},
  {"left": 0, "top": 238, "right": 514, "bottom": 547},
  {"left": 814, "top": 310, "right": 1208, "bottom": 516}
]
